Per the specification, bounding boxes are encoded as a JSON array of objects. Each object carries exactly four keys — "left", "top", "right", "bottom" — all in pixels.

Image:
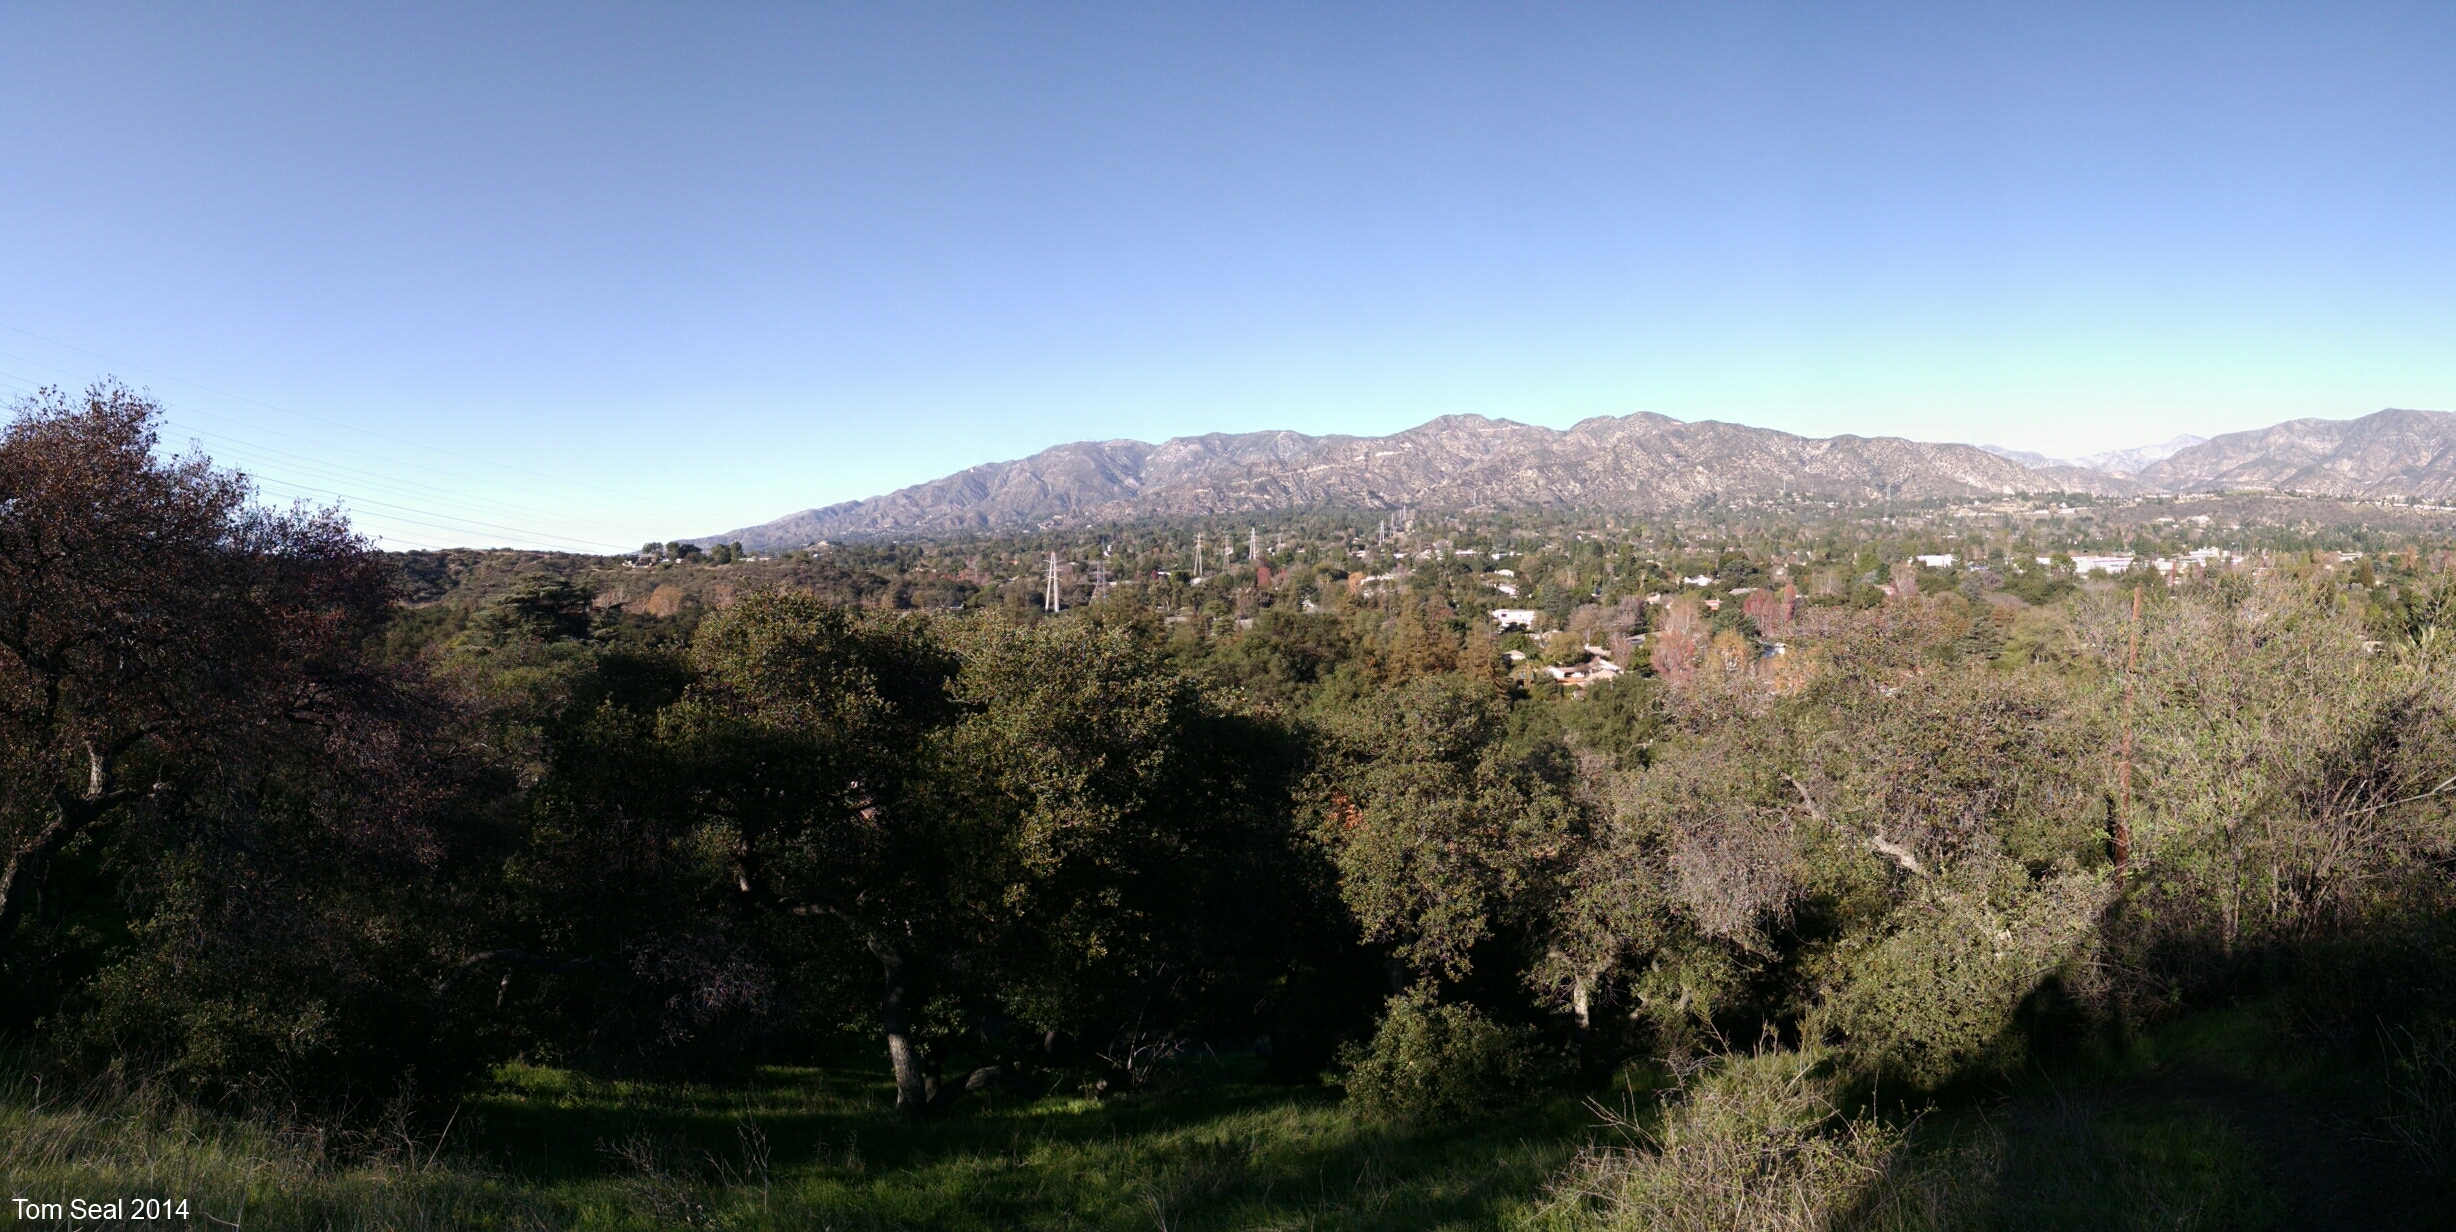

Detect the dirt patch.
[{"left": 642, "top": 584, "right": 686, "bottom": 617}]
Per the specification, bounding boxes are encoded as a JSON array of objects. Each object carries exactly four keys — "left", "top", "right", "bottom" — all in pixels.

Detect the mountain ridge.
[
  {"left": 698, "top": 407, "right": 2450, "bottom": 548},
  {"left": 2138, "top": 409, "right": 2456, "bottom": 496},
  {"left": 700, "top": 410, "right": 2153, "bottom": 548}
]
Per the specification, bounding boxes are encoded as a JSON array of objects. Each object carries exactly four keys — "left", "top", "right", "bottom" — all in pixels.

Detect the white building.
[
  {"left": 2043, "top": 553, "right": 2137, "bottom": 576},
  {"left": 1546, "top": 658, "right": 1625, "bottom": 689},
  {"left": 1914, "top": 554, "right": 1956, "bottom": 569},
  {"left": 1491, "top": 608, "right": 1541, "bottom": 631}
]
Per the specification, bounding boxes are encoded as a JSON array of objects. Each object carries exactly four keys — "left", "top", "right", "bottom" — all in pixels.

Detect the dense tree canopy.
[
  {"left": 5, "top": 382, "right": 2456, "bottom": 1159},
  {"left": 0, "top": 384, "right": 472, "bottom": 1102}
]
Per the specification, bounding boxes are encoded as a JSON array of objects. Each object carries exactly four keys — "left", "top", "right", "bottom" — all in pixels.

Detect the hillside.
[
  {"left": 703, "top": 412, "right": 2141, "bottom": 547},
  {"left": 705, "top": 406, "right": 2456, "bottom": 548},
  {"left": 2139, "top": 407, "right": 2456, "bottom": 498}
]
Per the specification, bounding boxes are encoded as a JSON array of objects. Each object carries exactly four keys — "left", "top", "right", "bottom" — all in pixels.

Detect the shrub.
[
  {"left": 1542, "top": 1049, "right": 1987, "bottom": 1232},
  {"left": 1340, "top": 989, "right": 1545, "bottom": 1123},
  {"left": 1809, "top": 869, "right": 2106, "bottom": 1087}
]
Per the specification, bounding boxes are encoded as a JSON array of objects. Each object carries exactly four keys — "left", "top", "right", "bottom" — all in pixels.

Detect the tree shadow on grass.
[
  {"left": 1842, "top": 1057, "right": 2448, "bottom": 1232},
  {"left": 458, "top": 1062, "right": 1596, "bottom": 1231}
]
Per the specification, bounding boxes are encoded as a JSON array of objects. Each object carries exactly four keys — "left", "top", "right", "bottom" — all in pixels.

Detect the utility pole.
[{"left": 1044, "top": 552, "right": 1062, "bottom": 613}]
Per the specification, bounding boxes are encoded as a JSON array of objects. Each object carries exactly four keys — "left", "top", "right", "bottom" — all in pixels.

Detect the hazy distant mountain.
[
  {"left": 1980, "top": 435, "right": 2206, "bottom": 476},
  {"left": 2075, "top": 436, "right": 2208, "bottom": 475},
  {"left": 2138, "top": 409, "right": 2456, "bottom": 497},
  {"left": 700, "top": 412, "right": 2141, "bottom": 547},
  {"left": 1978, "top": 444, "right": 2063, "bottom": 470}
]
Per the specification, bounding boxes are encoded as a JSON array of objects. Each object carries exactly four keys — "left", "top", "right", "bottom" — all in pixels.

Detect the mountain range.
[
  {"left": 700, "top": 407, "right": 2456, "bottom": 548},
  {"left": 1979, "top": 436, "right": 2207, "bottom": 476}
]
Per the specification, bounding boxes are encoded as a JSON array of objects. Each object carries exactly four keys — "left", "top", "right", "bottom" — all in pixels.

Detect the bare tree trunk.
[
  {"left": 873, "top": 942, "right": 929, "bottom": 1115},
  {"left": 1548, "top": 946, "right": 1594, "bottom": 1040}
]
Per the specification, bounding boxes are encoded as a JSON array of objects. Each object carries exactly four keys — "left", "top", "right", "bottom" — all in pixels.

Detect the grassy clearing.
[
  {"left": 5, "top": 1008, "right": 2444, "bottom": 1231},
  {"left": 0, "top": 1069, "right": 557, "bottom": 1230},
  {"left": 467, "top": 1060, "right": 1599, "bottom": 1231},
  {"left": 1, "top": 1059, "right": 1598, "bottom": 1231}
]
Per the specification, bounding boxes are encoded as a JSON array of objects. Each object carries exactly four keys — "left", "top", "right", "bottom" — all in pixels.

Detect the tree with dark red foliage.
[
  {"left": 0, "top": 385, "right": 503, "bottom": 1108},
  {"left": 0, "top": 383, "right": 394, "bottom": 950}
]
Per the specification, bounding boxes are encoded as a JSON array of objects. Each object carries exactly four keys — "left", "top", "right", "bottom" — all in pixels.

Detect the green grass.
[
  {"left": 466, "top": 1060, "right": 1597, "bottom": 1231},
  {"left": 1893, "top": 1089, "right": 2278, "bottom": 1232},
  {"left": 2084, "top": 1004, "right": 2297, "bottom": 1085},
  {"left": 5, "top": 1009, "right": 2436, "bottom": 1230},
  {"left": 1, "top": 1059, "right": 1597, "bottom": 1231}
]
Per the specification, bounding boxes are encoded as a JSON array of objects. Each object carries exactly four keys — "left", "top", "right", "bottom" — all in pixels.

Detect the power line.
[
  {"left": 248, "top": 478, "right": 629, "bottom": 552},
  {"left": 0, "top": 365, "right": 635, "bottom": 550},
  {"left": 0, "top": 354, "right": 690, "bottom": 552},
  {"left": 0, "top": 323, "right": 684, "bottom": 507},
  {"left": 155, "top": 416, "right": 647, "bottom": 531},
  {"left": 0, "top": 372, "right": 630, "bottom": 549},
  {"left": 239, "top": 469, "right": 633, "bottom": 549},
  {"left": 0, "top": 350, "right": 700, "bottom": 519},
  {"left": 157, "top": 396, "right": 687, "bottom": 516}
]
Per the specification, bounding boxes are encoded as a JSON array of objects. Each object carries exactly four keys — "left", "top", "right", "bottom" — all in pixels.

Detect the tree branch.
[
  {"left": 1864, "top": 832, "right": 1928, "bottom": 877},
  {"left": 1785, "top": 776, "right": 1828, "bottom": 822},
  {"left": 926, "top": 1065, "right": 1013, "bottom": 1112},
  {"left": 0, "top": 814, "right": 76, "bottom": 954},
  {"left": 0, "top": 776, "right": 169, "bottom": 954},
  {"left": 1788, "top": 774, "right": 1925, "bottom": 877},
  {"left": 2350, "top": 773, "right": 2456, "bottom": 817}
]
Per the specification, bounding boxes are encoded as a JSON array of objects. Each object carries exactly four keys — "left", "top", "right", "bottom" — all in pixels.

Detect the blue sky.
[{"left": 3, "top": 3, "right": 2452, "bottom": 549}]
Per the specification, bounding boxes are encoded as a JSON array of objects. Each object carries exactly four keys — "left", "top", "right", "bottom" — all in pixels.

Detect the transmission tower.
[
  {"left": 1044, "top": 552, "right": 1062, "bottom": 613},
  {"left": 1249, "top": 526, "right": 1259, "bottom": 562}
]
